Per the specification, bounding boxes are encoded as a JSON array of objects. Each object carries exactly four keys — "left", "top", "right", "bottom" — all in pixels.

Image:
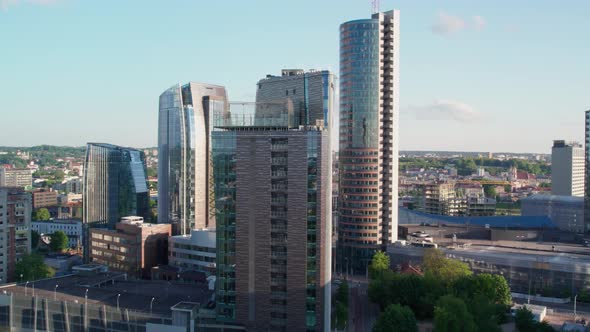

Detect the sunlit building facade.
[
  {"left": 82, "top": 143, "right": 149, "bottom": 259},
  {"left": 158, "top": 83, "right": 229, "bottom": 235},
  {"left": 213, "top": 126, "right": 332, "bottom": 331},
  {"left": 338, "top": 10, "right": 400, "bottom": 273}
]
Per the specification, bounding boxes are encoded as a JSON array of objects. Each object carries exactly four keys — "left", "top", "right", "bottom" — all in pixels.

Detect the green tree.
[
  {"left": 32, "top": 208, "right": 51, "bottom": 221},
  {"left": 469, "top": 295, "right": 502, "bottom": 332},
  {"left": 483, "top": 185, "right": 497, "bottom": 198},
  {"left": 369, "top": 250, "right": 390, "bottom": 279},
  {"left": 334, "top": 302, "right": 347, "bottom": 330},
  {"left": 453, "top": 274, "right": 512, "bottom": 306},
  {"left": 514, "top": 307, "right": 536, "bottom": 332},
  {"left": 31, "top": 230, "right": 40, "bottom": 250},
  {"left": 336, "top": 280, "right": 349, "bottom": 306},
  {"left": 434, "top": 295, "right": 477, "bottom": 332},
  {"left": 15, "top": 253, "right": 55, "bottom": 281},
  {"left": 423, "top": 249, "right": 472, "bottom": 286},
  {"left": 50, "top": 231, "right": 69, "bottom": 252},
  {"left": 373, "top": 304, "right": 418, "bottom": 332}
]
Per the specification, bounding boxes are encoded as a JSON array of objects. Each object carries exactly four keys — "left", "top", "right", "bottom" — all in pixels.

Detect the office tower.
[
  {"left": 0, "top": 187, "right": 32, "bottom": 283},
  {"left": 338, "top": 9, "right": 400, "bottom": 273},
  {"left": 83, "top": 143, "right": 149, "bottom": 259},
  {"left": 552, "top": 140, "right": 584, "bottom": 197},
  {"left": 213, "top": 126, "right": 331, "bottom": 331},
  {"left": 0, "top": 168, "right": 32, "bottom": 189},
  {"left": 255, "top": 69, "right": 335, "bottom": 127},
  {"left": 158, "top": 83, "right": 229, "bottom": 235}
]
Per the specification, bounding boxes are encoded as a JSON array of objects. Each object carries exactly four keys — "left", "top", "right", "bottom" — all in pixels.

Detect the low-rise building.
[
  {"left": 89, "top": 217, "right": 171, "bottom": 278},
  {"left": 0, "top": 187, "right": 32, "bottom": 283},
  {"left": 32, "top": 219, "right": 83, "bottom": 248},
  {"left": 32, "top": 188, "right": 58, "bottom": 208},
  {"left": 521, "top": 194, "right": 584, "bottom": 233},
  {"left": 169, "top": 228, "right": 216, "bottom": 276},
  {"left": 0, "top": 168, "right": 32, "bottom": 189}
]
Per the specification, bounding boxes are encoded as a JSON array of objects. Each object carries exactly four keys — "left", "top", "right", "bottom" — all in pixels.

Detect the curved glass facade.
[
  {"left": 158, "top": 82, "right": 228, "bottom": 235},
  {"left": 338, "top": 11, "right": 400, "bottom": 274}
]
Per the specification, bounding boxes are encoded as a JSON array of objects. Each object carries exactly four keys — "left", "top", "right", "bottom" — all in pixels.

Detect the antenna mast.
[{"left": 371, "top": 0, "right": 380, "bottom": 14}]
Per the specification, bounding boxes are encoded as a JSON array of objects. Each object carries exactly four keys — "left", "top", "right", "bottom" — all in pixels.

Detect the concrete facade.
[
  {"left": 0, "top": 187, "right": 31, "bottom": 283},
  {"left": 551, "top": 140, "right": 584, "bottom": 196},
  {"left": 0, "top": 168, "right": 32, "bottom": 189},
  {"left": 32, "top": 188, "right": 58, "bottom": 208},
  {"left": 169, "top": 228, "right": 216, "bottom": 275}
]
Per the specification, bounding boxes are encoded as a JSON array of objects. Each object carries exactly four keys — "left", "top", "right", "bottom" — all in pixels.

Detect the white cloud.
[
  {"left": 404, "top": 100, "right": 483, "bottom": 122},
  {"left": 431, "top": 12, "right": 466, "bottom": 35},
  {"left": 0, "top": 0, "right": 59, "bottom": 10},
  {"left": 431, "top": 12, "right": 487, "bottom": 35},
  {"left": 472, "top": 16, "right": 486, "bottom": 30}
]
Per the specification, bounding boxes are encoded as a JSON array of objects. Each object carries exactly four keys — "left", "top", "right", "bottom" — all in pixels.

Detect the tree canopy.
[
  {"left": 15, "top": 253, "right": 55, "bottom": 281},
  {"left": 434, "top": 295, "right": 477, "bottom": 332},
  {"left": 50, "top": 231, "right": 69, "bottom": 252},
  {"left": 423, "top": 249, "right": 472, "bottom": 286},
  {"left": 373, "top": 304, "right": 417, "bottom": 332},
  {"left": 369, "top": 250, "right": 390, "bottom": 279},
  {"left": 32, "top": 208, "right": 51, "bottom": 221}
]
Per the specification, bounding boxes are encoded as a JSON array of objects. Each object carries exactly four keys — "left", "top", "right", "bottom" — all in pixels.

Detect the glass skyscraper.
[
  {"left": 338, "top": 10, "right": 400, "bottom": 274},
  {"left": 158, "top": 82, "right": 229, "bottom": 235},
  {"left": 82, "top": 143, "right": 149, "bottom": 259},
  {"left": 255, "top": 69, "right": 335, "bottom": 128}
]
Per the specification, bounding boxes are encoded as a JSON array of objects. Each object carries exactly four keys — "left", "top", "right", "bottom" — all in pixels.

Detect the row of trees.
[
  {"left": 333, "top": 281, "right": 349, "bottom": 330},
  {"left": 399, "top": 157, "right": 550, "bottom": 177},
  {"left": 369, "top": 250, "right": 513, "bottom": 332}
]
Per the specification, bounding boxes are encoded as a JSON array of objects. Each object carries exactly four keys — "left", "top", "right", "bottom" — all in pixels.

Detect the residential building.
[
  {"left": 213, "top": 126, "right": 331, "bottom": 331},
  {"left": 255, "top": 69, "right": 334, "bottom": 127},
  {"left": 32, "top": 188, "right": 58, "bottom": 208},
  {"left": 89, "top": 216, "right": 171, "bottom": 278},
  {"left": 32, "top": 219, "right": 83, "bottom": 248},
  {"left": 423, "top": 182, "right": 458, "bottom": 215},
  {"left": 586, "top": 111, "right": 590, "bottom": 233},
  {"left": 338, "top": 9, "right": 400, "bottom": 273},
  {"left": 0, "top": 187, "right": 32, "bottom": 283},
  {"left": 83, "top": 143, "right": 149, "bottom": 260},
  {"left": 522, "top": 194, "right": 585, "bottom": 233},
  {"left": 0, "top": 168, "right": 32, "bottom": 189},
  {"left": 158, "top": 83, "right": 229, "bottom": 235},
  {"left": 551, "top": 140, "right": 584, "bottom": 196},
  {"left": 169, "top": 228, "right": 216, "bottom": 276}
]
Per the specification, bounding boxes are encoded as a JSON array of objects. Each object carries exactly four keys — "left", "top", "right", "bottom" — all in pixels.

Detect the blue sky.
[{"left": 1, "top": 0, "right": 588, "bottom": 153}]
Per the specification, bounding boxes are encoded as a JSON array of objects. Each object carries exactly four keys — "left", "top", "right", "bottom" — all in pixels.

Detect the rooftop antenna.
[{"left": 371, "top": 0, "right": 380, "bottom": 14}]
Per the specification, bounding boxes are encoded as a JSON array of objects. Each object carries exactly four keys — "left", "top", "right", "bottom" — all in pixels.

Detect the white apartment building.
[
  {"left": 168, "top": 228, "right": 215, "bottom": 275},
  {"left": 31, "top": 219, "right": 83, "bottom": 248},
  {"left": 551, "top": 140, "right": 584, "bottom": 197}
]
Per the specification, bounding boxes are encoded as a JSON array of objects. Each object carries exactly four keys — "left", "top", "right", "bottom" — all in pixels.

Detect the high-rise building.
[
  {"left": 0, "top": 187, "right": 32, "bottom": 283},
  {"left": 82, "top": 143, "right": 149, "bottom": 259},
  {"left": 213, "top": 126, "right": 332, "bottom": 331},
  {"left": 585, "top": 111, "right": 590, "bottom": 233},
  {"left": 0, "top": 168, "right": 32, "bottom": 189},
  {"left": 552, "top": 140, "right": 584, "bottom": 197},
  {"left": 338, "top": 9, "right": 400, "bottom": 273},
  {"left": 158, "top": 83, "right": 229, "bottom": 235},
  {"left": 255, "top": 69, "right": 334, "bottom": 127}
]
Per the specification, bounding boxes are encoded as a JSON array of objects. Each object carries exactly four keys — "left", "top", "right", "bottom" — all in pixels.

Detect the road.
[{"left": 347, "top": 280, "right": 379, "bottom": 332}]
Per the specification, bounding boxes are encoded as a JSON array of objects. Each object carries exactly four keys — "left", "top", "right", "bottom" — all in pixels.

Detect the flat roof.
[{"left": 0, "top": 273, "right": 212, "bottom": 315}]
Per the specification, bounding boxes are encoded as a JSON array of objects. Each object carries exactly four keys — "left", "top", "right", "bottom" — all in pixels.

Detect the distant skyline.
[{"left": 1, "top": 0, "right": 588, "bottom": 153}]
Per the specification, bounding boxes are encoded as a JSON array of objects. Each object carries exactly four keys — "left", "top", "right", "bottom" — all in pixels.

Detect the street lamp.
[
  {"left": 24, "top": 281, "right": 29, "bottom": 296},
  {"left": 54, "top": 285, "right": 58, "bottom": 301},
  {"left": 117, "top": 294, "right": 121, "bottom": 311},
  {"left": 32, "top": 283, "right": 34, "bottom": 297},
  {"left": 85, "top": 289, "right": 88, "bottom": 307},
  {"left": 20, "top": 274, "right": 23, "bottom": 283},
  {"left": 150, "top": 297, "right": 155, "bottom": 315}
]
